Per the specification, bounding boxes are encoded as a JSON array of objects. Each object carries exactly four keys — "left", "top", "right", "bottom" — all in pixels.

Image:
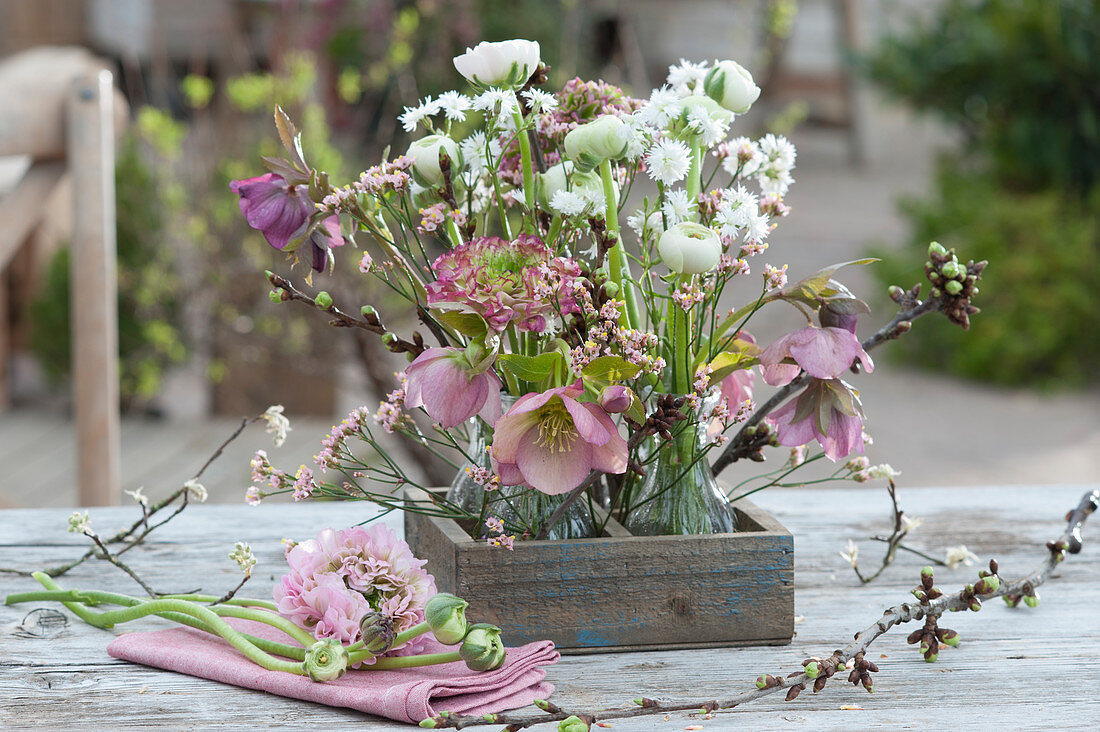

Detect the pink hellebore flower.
[
  {"left": 719, "top": 368, "right": 754, "bottom": 412},
  {"left": 230, "top": 173, "right": 343, "bottom": 273},
  {"left": 759, "top": 326, "right": 873, "bottom": 387},
  {"left": 230, "top": 173, "right": 312, "bottom": 251},
  {"left": 490, "top": 380, "right": 627, "bottom": 495},
  {"left": 403, "top": 347, "right": 503, "bottom": 429},
  {"left": 769, "top": 378, "right": 865, "bottom": 461}
]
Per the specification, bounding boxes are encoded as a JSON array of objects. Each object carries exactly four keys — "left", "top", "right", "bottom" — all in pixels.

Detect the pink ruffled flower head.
[
  {"left": 759, "top": 326, "right": 874, "bottom": 387},
  {"left": 404, "top": 347, "right": 503, "bottom": 428},
  {"left": 426, "top": 235, "right": 582, "bottom": 333},
  {"left": 274, "top": 525, "right": 437, "bottom": 658},
  {"left": 769, "top": 378, "right": 866, "bottom": 461},
  {"left": 490, "top": 380, "right": 627, "bottom": 495}
]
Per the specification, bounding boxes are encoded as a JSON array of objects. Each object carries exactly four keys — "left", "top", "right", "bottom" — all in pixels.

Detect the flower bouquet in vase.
[{"left": 233, "top": 39, "right": 985, "bottom": 650}]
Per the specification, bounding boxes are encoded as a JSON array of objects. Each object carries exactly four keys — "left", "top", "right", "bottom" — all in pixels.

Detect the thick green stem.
[
  {"left": 513, "top": 111, "right": 536, "bottom": 234},
  {"left": 350, "top": 650, "right": 463, "bottom": 668},
  {"left": 392, "top": 620, "right": 431, "bottom": 648},
  {"left": 686, "top": 137, "right": 703, "bottom": 217},
  {"left": 599, "top": 159, "right": 640, "bottom": 329},
  {"left": 444, "top": 216, "right": 464, "bottom": 247}
]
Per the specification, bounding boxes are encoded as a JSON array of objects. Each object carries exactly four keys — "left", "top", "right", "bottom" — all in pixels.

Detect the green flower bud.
[
  {"left": 971, "top": 286, "right": 980, "bottom": 296},
  {"left": 425, "top": 593, "right": 470, "bottom": 645},
  {"left": 1024, "top": 593, "right": 1040, "bottom": 608},
  {"left": 535, "top": 699, "right": 553, "bottom": 711},
  {"left": 939, "top": 629, "right": 960, "bottom": 647},
  {"left": 921, "top": 566, "right": 934, "bottom": 579},
  {"left": 602, "top": 280, "right": 620, "bottom": 298},
  {"left": 558, "top": 715, "right": 590, "bottom": 732},
  {"left": 482, "top": 713, "right": 499, "bottom": 722},
  {"left": 969, "top": 597, "right": 982, "bottom": 612},
  {"left": 930, "top": 287, "right": 942, "bottom": 298},
  {"left": 658, "top": 222, "right": 722, "bottom": 274},
  {"left": 269, "top": 289, "right": 283, "bottom": 304},
  {"left": 564, "top": 116, "right": 628, "bottom": 172},
  {"left": 314, "top": 291, "right": 334, "bottom": 309},
  {"left": 944, "top": 280, "right": 963, "bottom": 296},
  {"left": 928, "top": 241, "right": 947, "bottom": 257},
  {"left": 975, "top": 576, "right": 1000, "bottom": 594},
  {"left": 940, "top": 261, "right": 961, "bottom": 279},
  {"left": 534, "top": 161, "right": 605, "bottom": 210},
  {"left": 361, "top": 305, "right": 378, "bottom": 318},
  {"left": 911, "top": 588, "right": 927, "bottom": 601},
  {"left": 359, "top": 611, "right": 396, "bottom": 655},
  {"left": 460, "top": 623, "right": 506, "bottom": 671},
  {"left": 1004, "top": 595, "right": 1020, "bottom": 608},
  {"left": 676, "top": 94, "right": 734, "bottom": 134},
  {"left": 418, "top": 718, "right": 438, "bottom": 729},
  {"left": 804, "top": 661, "right": 821, "bottom": 679},
  {"left": 924, "top": 651, "right": 938, "bottom": 663},
  {"left": 303, "top": 638, "right": 349, "bottom": 682},
  {"left": 407, "top": 134, "right": 463, "bottom": 188},
  {"left": 381, "top": 332, "right": 397, "bottom": 345},
  {"left": 703, "top": 59, "right": 761, "bottom": 114}
]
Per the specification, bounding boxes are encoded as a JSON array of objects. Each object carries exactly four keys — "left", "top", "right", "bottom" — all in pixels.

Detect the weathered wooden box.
[{"left": 404, "top": 487, "right": 794, "bottom": 653}]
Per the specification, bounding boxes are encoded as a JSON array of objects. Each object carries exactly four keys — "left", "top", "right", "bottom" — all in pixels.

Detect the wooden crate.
[{"left": 404, "top": 487, "right": 794, "bottom": 654}]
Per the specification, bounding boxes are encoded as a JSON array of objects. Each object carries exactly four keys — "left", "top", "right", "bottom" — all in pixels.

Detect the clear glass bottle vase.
[{"left": 624, "top": 393, "right": 738, "bottom": 536}]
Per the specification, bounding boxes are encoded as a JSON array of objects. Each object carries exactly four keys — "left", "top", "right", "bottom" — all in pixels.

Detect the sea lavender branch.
[{"left": 423, "top": 489, "right": 1099, "bottom": 730}]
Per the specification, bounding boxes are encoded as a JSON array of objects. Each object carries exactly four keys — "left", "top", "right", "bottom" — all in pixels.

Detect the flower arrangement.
[{"left": 235, "top": 39, "right": 985, "bottom": 541}]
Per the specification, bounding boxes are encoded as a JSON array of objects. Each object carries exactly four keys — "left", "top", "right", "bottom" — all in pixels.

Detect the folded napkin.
[{"left": 107, "top": 618, "right": 558, "bottom": 724}]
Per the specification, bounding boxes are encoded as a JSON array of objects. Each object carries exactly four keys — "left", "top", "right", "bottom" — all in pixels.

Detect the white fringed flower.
[
  {"left": 262, "top": 404, "right": 292, "bottom": 447},
  {"left": 645, "top": 138, "right": 692, "bottom": 185}
]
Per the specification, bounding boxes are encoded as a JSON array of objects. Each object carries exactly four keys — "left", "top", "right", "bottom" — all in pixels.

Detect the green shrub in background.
[
  {"left": 866, "top": 0, "right": 1100, "bottom": 195},
  {"left": 30, "top": 134, "right": 188, "bottom": 411},
  {"left": 874, "top": 164, "right": 1100, "bottom": 388},
  {"left": 865, "top": 0, "right": 1100, "bottom": 387}
]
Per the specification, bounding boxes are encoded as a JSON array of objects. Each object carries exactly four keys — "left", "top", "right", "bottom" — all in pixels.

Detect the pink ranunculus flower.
[
  {"left": 490, "top": 380, "right": 627, "bottom": 495},
  {"left": 274, "top": 525, "right": 437, "bottom": 658},
  {"left": 403, "top": 347, "right": 503, "bottom": 428},
  {"left": 425, "top": 235, "right": 581, "bottom": 333},
  {"left": 759, "top": 326, "right": 874, "bottom": 387},
  {"left": 769, "top": 378, "right": 865, "bottom": 461}
]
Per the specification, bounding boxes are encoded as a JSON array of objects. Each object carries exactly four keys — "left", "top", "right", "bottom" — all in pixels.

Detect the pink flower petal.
[
  {"left": 490, "top": 412, "right": 541, "bottom": 463},
  {"left": 562, "top": 396, "right": 609, "bottom": 446},
  {"left": 581, "top": 404, "right": 628, "bottom": 474},
  {"left": 515, "top": 427, "right": 593, "bottom": 495}
]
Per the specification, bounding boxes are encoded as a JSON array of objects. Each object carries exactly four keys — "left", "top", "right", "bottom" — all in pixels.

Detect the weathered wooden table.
[{"left": 3, "top": 484, "right": 1098, "bottom": 730}]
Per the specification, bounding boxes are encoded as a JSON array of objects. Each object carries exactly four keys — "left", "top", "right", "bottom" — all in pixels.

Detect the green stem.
[
  {"left": 444, "top": 216, "right": 464, "bottom": 247},
  {"left": 686, "top": 137, "right": 703, "bottom": 217},
  {"left": 349, "top": 650, "right": 462, "bottom": 668},
  {"left": 392, "top": 620, "right": 431, "bottom": 649},
  {"left": 546, "top": 214, "right": 563, "bottom": 248},
  {"left": 599, "top": 159, "right": 640, "bottom": 329},
  {"left": 513, "top": 111, "right": 536, "bottom": 234},
  {"left": 158, "top": 594, "right": 278, "bottom": 611}
]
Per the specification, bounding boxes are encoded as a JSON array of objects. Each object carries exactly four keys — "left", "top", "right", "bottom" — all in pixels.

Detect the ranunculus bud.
[
  {"left": 424, "top": 593, "right": 470, "bottom": 645},
  {"left": 598, "top": 385, "right": 633, "bottom": 414},
  {"left": 677, "top": 94, "right": 734, "bottom": 132},
  {"left": 558, "top": 715, "right": 590, "bottom": 732},
  {"left": 534, "top": 161, "right": 605, "bottom": 210},
  {"left": 359, "top": 611, "right": 396, "bottom": 655},
  {"left": 453, "top": 39, "right": 541, "bottom": 89},
  {"left": 657, "top": 222, "right": 722, "bottom": 274},
  {"left": 406, "top": 135, "right": 462, "bottom": 188},
  {"left": 303, "top": 638, "right": 349, "bottom": 682},
  {"left": 703, "top": 60, "right": 761, "bottom": 114},
  {"left": 459, "top": 623, "right": 506, "bottom": 671},
  {"left": 564, "top": 116, "right": 628, "bottom": 172}
]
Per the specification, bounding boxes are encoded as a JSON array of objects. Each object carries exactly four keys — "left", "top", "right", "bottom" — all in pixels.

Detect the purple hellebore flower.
[
  {"left": 759, "top": 326, "right": 874, "bottom": 387},
  {"left": 769, "top": 378, "right": 865, "bottom": 461},
  {"left": 403, "top": 348, "right": 503, "bottom": 429},
  {"left": 490, "top": 380, "right": 627, "bottom": 496},
  {"left": 303, "top": 215, "right": 345, "bottom": 273},
  {"left": 230, "top": 173, "right": 312, "bottom": 251}
]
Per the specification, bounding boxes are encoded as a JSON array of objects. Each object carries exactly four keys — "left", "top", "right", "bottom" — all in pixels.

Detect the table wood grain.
[{"left": 2, "top": 484, "right": 1098, "bottom": 730}]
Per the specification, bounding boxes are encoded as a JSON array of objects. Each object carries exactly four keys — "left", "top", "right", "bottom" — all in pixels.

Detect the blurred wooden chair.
[{"left": 0, "top": 46, "right": 127, "bottom": 505}]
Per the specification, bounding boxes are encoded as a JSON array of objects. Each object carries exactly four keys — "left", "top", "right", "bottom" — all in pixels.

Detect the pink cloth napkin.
[{"left": 107, "top": 618, "right": 558, "bottom": 724}]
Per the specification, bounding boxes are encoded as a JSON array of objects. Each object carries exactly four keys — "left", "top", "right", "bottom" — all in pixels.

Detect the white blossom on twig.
[{"left": 262, "top": 405, "right": 291, "bottom": 447}]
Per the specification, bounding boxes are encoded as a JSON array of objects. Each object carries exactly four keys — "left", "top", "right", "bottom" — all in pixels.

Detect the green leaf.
[
  {"left": 432, "top": 310, "right": 488, "bottom": 339},
  {"left": 580, "top": 355, "right": 641, "bottom": 382},
  {"left": 706, "top": 346, "right": 760, "bottom": 386},
  {"left": 780, "top": 258, "right": 879, "bottom": 305},
  {"left": 274, "top": 105, "right": 307, "bottom": 170},
  {"left": 498, "top": 352, "right": 563, "bottom": 382}
]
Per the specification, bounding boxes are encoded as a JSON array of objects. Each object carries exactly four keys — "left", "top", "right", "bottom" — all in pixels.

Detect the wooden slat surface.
[{"left": 1, "top": 484, "right": 1099, "bottom": 729}]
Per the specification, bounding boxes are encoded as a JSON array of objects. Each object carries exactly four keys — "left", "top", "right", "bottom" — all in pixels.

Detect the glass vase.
[
  {"left": 624, "top": 393, "right": 738, "bottom": 536},
  {"left": 445, "top": 416, "right": 493, "bottom": 516},
  {"left": 493, "top": 485, "right": 596, "bottom": 540}
]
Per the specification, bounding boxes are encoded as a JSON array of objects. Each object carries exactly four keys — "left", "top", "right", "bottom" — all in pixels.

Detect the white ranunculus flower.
[
  {"left": 453, "top": 39, "right": 541, "bottom": 89},
  {"left": 658, "top": 222, "right": 723, "bottom": 274},
  {"left": 405, "top": 135, "right": 463, "bottom": 188},
  {"left": 703, "top": 60, "right": 761, "bottom": 114}
]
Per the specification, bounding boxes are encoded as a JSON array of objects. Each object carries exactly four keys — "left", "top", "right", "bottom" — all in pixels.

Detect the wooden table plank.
[{"left": 1, "top": 484, "right": 1098, "bottom": 729}]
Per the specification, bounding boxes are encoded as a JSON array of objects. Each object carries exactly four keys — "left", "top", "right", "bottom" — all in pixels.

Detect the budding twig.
[{"left": 420, "top": 489, "right": 1098, "bottom": 730}]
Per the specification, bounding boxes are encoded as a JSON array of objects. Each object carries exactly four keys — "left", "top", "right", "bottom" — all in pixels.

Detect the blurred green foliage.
[
  {"left": 866, "top": 0, "right": 1100, "bottom": 387},
  {"left": 874, "top": 164, "right": 1100, "bottom": 388},
  {"left": 866, "top": 0, "right": 1100, "bottom": 194},
  {"left": 31, "top": 134, "right": 188, "bottom": 408}
]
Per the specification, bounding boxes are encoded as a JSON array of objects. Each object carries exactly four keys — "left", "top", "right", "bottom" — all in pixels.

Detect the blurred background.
[{"left": 0, "top": 0, "right": 1097, "bottom": 508}]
